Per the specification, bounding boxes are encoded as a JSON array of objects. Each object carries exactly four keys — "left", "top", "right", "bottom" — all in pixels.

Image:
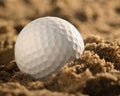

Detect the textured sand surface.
[{"left": 0, "top": 0, "right": 120, "bottom": 96}]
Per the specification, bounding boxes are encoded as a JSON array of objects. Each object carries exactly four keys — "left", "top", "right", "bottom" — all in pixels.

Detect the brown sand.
[{"left": 0, "top": 0, "right": 120, "bottom": 96}]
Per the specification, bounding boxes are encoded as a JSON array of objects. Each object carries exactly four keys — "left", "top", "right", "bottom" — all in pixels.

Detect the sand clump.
[
  {"left": 0, "top": 36, "right": 120, "bottom": 96},
  {"left": 85, "top": 38, "right": 120, "bottom": 70}
]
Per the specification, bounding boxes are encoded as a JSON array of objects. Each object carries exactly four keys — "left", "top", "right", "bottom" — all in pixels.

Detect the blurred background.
[{"left": 0, "top": 0, "right": 120, "bottom": 64}]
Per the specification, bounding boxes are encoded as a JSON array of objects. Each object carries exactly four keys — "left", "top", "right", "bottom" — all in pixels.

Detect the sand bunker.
[{"left": 0, "top": 0, "right": 120, "bottom": 96}]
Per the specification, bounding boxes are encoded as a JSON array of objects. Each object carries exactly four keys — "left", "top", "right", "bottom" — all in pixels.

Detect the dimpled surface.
[{"left": 15, "top": 17, "right": 84, "bottom": 79}]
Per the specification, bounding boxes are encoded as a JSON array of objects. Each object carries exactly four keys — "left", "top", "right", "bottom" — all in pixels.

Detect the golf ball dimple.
[{"left": 15, "top": 16, "right": 84, "bottom": 79}]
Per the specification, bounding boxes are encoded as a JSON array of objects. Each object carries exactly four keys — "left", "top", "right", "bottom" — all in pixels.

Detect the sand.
[{"left": 0, "top": 0, "right": 120, "bottom": 96}]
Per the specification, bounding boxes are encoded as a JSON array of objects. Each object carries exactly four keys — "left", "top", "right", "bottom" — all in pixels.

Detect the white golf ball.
[{"left": 15, "top": 17, "right": 84, "bottom": 79}]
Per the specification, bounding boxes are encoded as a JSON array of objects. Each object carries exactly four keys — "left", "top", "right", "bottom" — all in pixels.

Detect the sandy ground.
[{"left": 0, "top": 0, "right": 120, "bottom": 96}]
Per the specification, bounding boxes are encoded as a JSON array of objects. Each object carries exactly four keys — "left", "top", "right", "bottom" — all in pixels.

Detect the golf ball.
[{"left": 15, "top": 17, "right": 84, "bottom": 79}]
